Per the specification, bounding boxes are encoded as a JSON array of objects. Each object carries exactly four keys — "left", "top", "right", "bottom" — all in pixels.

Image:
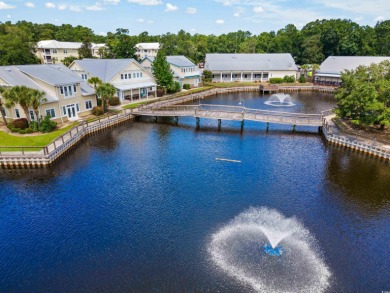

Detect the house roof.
[
  {"left": 37, "top": 40, "right": 106, "bottom": 50},
  {"left": 73, "top": 59, "right": 140, "bottom": 82},
  {"left": 204, "top": 53, "right": 298, "bottom": 72},
  {"left": 144, "top": 55, "right": 195, "bottom": 67},
  {"left": 317, "top": 56, "right": 390, "bottom": 75},
  {"left": 0, "top": 65, "right": 95, "bottom": 102},
  {"left": 135, "top": 43, "right": 160, "bottom": 50}
]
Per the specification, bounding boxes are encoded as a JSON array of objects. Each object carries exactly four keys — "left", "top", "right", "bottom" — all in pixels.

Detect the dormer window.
[{"left": 60, "top": 85, "right": 77, "bottom": 97}]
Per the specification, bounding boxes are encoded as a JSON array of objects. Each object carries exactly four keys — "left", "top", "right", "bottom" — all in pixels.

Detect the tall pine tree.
[{"left": 151, "top": 49, "right": 173, "bottom": 91}]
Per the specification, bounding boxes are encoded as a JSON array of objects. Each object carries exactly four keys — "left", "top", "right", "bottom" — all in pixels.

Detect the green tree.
[
  {"left": 0, "top": 87, "right": 8, "bottom": 125},
  {"left": 88, "top": 77, "right": 102, "bottom": 89},
  {"left": 30, "top": 89, "right": 47, "bottom": 128},
  {"left": 335, "top": 61, "right": 390, "bottom": 130},
  {"left": 151, "top": 49, "right": 173, "bottom": 91},
  {"left": 203, "top": 70, "right": 213, "bottom": 83},
  {"left": 3, "top": 85, "right": 33, "bottom": 123},
  {"left": 96, "top": 83, "right": 117, "bottom": 112},
  {"left": 63, "top": 56, "right": 78, "bottom": 67},
  {"left": 78, "top": 38, "right": 93, "bottom": 59}
]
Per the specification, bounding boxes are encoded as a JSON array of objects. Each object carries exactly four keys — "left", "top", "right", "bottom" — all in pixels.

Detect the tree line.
[{"left": 1, "top": 18, "right": 390, "bottom": 66}]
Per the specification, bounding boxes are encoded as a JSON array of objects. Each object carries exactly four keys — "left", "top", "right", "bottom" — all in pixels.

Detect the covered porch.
[
  {"left": 115, "top": 82, "right": 157, "bottom": 102},
  {"left": 211, "top": 71, "right": 270, "bottom": 82}
]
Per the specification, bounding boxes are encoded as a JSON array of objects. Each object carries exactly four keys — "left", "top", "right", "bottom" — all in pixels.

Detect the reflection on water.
[{"left": 0, "top": 92, "right": 389, "bottom": 292}]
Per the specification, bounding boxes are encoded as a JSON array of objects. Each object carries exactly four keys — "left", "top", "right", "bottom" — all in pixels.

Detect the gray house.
[
  {"left": 315, "top": 56, "right": 390, "bottom": 85},
  {"left": 204, "top": 53, "right": 298, "bottom": 82}
]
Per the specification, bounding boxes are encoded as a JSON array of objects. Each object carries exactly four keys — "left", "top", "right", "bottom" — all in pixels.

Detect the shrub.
[
  {"left": 183, "top": 84, "right": 191, "bottom": 90},
  {"left": 299, "top": 75, "right": 306, "bottom": 83},
  {"left": 29, "top": 121, "right": 39, "bottom": 132},
  {"left": 167, "top": 81, "right": 181, "bottom": 94},
  {"left": 269, "top": 78, "right": 284, "bottom": 84},
  {"left": 109, "top": 96, "right": 120, "bottom": 106},
  {"left": 283, "top": 75, "right": 295, "bottom": 83},
  {"left": 91, "top": 106, "right": 104, "bottom": 116},
  {"left": 18, "top": 129, "right": 26, "bottom": 134},
  {"left": 203, "top": 70, "right": 213, "bottom": 83},
  {"left": 97, "top": 98, "right": 102, "bottom": 107},
  {"left": 157, "top": 89, "right": 165, "bottom": 97},
  {"left": 39, "top": 115, "right": 57, "bottom": 133},
  {"left": 13, "top": 118, "right": 29, "bottom": 129},
  {"left": 25, "top": 128, "right": 33, "bottom": 134},
  {"left": 10, "top": 127, "right": 18, "bottom": 133}
]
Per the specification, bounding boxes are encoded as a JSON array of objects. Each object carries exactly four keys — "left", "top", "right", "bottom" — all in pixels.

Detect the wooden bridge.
[{"left": 135, "top": 104, "right": 324, "bottom": 128}]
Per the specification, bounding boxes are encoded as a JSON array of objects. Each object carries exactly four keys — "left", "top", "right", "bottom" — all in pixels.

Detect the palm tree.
[
  {"left": 3, "top": 85, "right": 33, "bottom": 123},
  {"left": 96, "top": 83, "right": 117, "bottom": 113},
  {"left": 30, "top": 89, "right": 47, "bottom": 128},
  {"left": 300, "top": 64, "right": 310, "bottom": 78},
  {"left": 311, "top": 64, "right": 320, "bottom": 83},
  {"left": 0, "top": 87, "right": 8, "bottom": 125},
  {"left": 88, "top": 76, "right": 103, "bottom": 107}
]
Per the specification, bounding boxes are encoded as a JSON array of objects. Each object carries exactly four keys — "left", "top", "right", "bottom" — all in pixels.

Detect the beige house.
[
  {"left": 141, "top": 55, "right": 201, "bottom": 88},
  {"left": 134, "top": 43, "right": 160, "bottom": 60},
  {"left": 70, "top": 59, "right": 157, "bottom": 102},
  {"left": 0, "top": 64, "right": 96, "bottom": 123},
  {"left": 204, "top": 53, "right": 298, "bottom": 82},
  {"left": 36, "top": 40, "right": 106, "bottom": 64}
]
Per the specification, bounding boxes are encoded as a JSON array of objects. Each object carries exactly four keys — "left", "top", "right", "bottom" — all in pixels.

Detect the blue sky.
[{"left": 1, "top": 0, "right": 389, "bottom": 36}]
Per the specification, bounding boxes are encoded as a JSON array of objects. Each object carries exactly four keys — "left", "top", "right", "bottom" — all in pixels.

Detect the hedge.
[{"left": 269, "top": 78, "right": 284, "bottom": 84}]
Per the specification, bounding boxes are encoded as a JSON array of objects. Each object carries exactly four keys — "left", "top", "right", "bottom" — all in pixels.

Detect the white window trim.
[
  {"left": 46, "top": 108, "right": 56, "bottom": 118},
  {"left": 15, "top": 109, "right": 20, "bottom": 118},
  {"left": 85, "top": 100, "right": 93, "bottom": 110}
]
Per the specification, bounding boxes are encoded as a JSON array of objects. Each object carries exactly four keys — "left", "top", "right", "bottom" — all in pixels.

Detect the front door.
[{"left": 67, "top": 104, "right": 77, "bottom": 119}]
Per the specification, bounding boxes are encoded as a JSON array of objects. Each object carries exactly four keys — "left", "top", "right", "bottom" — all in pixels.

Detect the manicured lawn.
[
  {"left": 0, "top": 123, "right": 78, "bottom": 150},
  {"left": 122, "top": 100, "right": 151, "bottom": 109}
]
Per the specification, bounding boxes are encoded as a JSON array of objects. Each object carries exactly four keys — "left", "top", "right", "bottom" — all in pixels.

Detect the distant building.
[
  {"left": 141, "top": 55, "right": 201, "bottom": 88},
  {"left": 70, "top": 59, "right": 157, "bottom": 102},
  {"left": 36, "top": 40, "right": 107, "bottom": 64},
  {"left": 204, "top": 53, "right": 298, "bottom": 82},
  {"left": 0, "top": 64, "right": 96, "bottom": 123},
  {"left": 134, "top": 43, "right": 160, "bottom": 60},
  {"left": 315, "top": 56, "right": 390, "bottom": 86}
]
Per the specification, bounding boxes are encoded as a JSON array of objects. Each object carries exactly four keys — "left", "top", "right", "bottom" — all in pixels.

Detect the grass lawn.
[
  {"left": 0, "top": 123, "right": 78, "bottom": 151},
  {"left": 207, "top": 82, "right": 260, "bottom": 88},
  {"left": 122, "top": 100, "right": 151, "bottom": 109}
]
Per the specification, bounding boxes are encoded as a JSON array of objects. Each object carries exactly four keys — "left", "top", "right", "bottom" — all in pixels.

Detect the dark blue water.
[{"left": 0, "top": 92, "right": 389, "bottom": 292}]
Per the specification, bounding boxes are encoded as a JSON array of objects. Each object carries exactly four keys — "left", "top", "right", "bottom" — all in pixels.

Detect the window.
[
  {"left": 62, "top": 106, "right": 66, "bottom": 115},
  {"left": 125, "top": 74, "right": 128, "bottom": 79},
  {"left": 263, "top": 73, "right": 269, "bottom": 80},
  {"left": 60, "top": 85, "right": 75, "bottom": 97},
  {"left": 133, "top": 73, "right": 136, "bottom": 78},
  {"left": 15, "top": 109, "right": 20, "bottom": 118},
  {"left": 121, "top": 74, "right": 124, "bottom": 79},
  {"left": 52, "top": 49, "right": 57, "bottom": 54},
  {"left": 137, "top": 73, "right": 140, "bottom": 78},
  {"left": 81, "top": 74, "right": 88, "bottom": 80},
  {"left": 85, "top": 100, "right": 93, "bottom": 110},
  {"left": 73, "top": 85, "right": 77, "bottom": 92},
  {"left": 29, "top": 110, "right": 35, "bottom": 121},
  {"left": 140, "top": 72, "right": 143, "bottom": 77},
  {"left": 1, "top": 107, "right": 6, "bottom": 118},
  {"left": 76, "top": 103, "right": 80, "bottom": 112},
  {"left": 46, "top": 108, "right": 55, "bottom": 118},
  {"left": 63, "top": 49, "right": 68, "bottom": 54}
]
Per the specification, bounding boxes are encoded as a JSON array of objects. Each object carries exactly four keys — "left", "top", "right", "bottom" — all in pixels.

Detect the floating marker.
[{"left": 215, "top": 158, "right": 241, "bottom": 163}]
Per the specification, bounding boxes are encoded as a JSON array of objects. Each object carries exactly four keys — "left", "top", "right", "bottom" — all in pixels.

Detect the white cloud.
[
  {"left": 234, "top": 6, "right": 244, "bottom": 17},
  {"left": 190, "top": 28, "right": 196, "bottom": 32},
  {"left": 6, "top": 14, "right": 10, "bottom": 18},
  {"left": 186, "top": 7, "right": 197, "bottom": 14},
  {"left": 25, "top": 2, "right": 35, "bottom": 8},
  {"left": 165, "top": 3, "right": 178, "bottom": 12},
  {"left": 216, "top": 19, "right": 224, "bottom": 24},
  {"left": 86, "top": 4, "right": 105, "bottom": 11},
  {"left": 0, "top": 1, "right": 16, "bottom": 9},
  {"left": 99, "top": 32, "right": 107, "bottom": 36},
  {"left": 233, "top": 12, "right": 240, "bottom": 17},
  {"left": 127, "top": 0, "right": 162, "bottom": 5},
  {"left": 104, "top": 0, "right": 120, "bottom": 4},
  {"left": 137, "top": 18, "right": 145, "bottom": 22},
  {"left": 374, "top": 16, "right": 385, "bottom": 22},
  {"left": 147, "top": 20, "right": 154, "bottom": 24},
  {"left": 45, "top": 2, "right": 55, "bottom": 8},
  {"left": 58, "top": 4, "right": 67, "bottom": 10},
  {"left": 216, "top": 0, "right": 239, "bottom": 6},
  {"left": 313, "top": 0, "right": 390, "bottom": 15},
  {"left": 253, "top": 6, "right": 264, "bottom": 13}
]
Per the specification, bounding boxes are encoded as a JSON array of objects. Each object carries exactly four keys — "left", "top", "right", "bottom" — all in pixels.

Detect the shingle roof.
[
  {"left": 135, "top": 43, "right": 160, "bottom": 50},
  {"left": 317, "top": 56, "right": 390, "bottom": 75},
  {"left": 73, "top": 59, "right": 137, "bottom": 82},
  {"left": 204, "top": 53, "right": 298, "bottom": 71},
  {"left": 144, "top": 55, "right": 195, "bottom": 67},
  {"left": 0, "top": 65, "right": 95, "bottom": 102},
  {"left": 37, "top": 40, "right": 83, "bottom": 49}
]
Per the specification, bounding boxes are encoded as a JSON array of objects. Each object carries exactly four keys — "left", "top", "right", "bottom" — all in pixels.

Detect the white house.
[
  {"left": 36, "top": 40, "right": 107, "bottom": 64},
  {"left": 134, "top": 43, "right": 160, "bottom": 60},
  {"left": 141, "top": 55, "right": 201, "bottom": 88},
  {"left": 204, "top": 53, "right": 298, "bottom": 82},
  {"left": 69, "top": 59, "right": 157, "bottom": 102},
  {"left": 315, "top": 56, "right": 390, "bottom": 86},
  {"left": 0, "top": 64, "right": 96, "bottom": 123}
]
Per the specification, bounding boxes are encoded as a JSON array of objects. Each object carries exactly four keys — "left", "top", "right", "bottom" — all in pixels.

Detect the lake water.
[{"left": 0, "top": 92, "right": 389, "bottom": 292}]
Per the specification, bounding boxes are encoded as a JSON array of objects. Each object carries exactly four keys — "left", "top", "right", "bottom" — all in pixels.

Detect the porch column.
[
  {"left": 146, "top": 87, "right": 149, "bottom": 99},
  {"left": 139, "top": 88, "right": 141, "bottom": 99},
  {"left": 131, "top": 89, "right": 133, "bottom": 102},
  {"left": 230, "top": 72, "right": 233, "bottom": 82},
  {"left": 240, "top": 72, "right": 243, "bottom": 81},
  {"left": 261, "top": 72, "right": 263, "bottom": 81},
  {"left": 220, "top": 72, "right": 222, "bottom": 82},
  {"left": 251, "top": 72, "right": 253, "bottom": 81}
]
